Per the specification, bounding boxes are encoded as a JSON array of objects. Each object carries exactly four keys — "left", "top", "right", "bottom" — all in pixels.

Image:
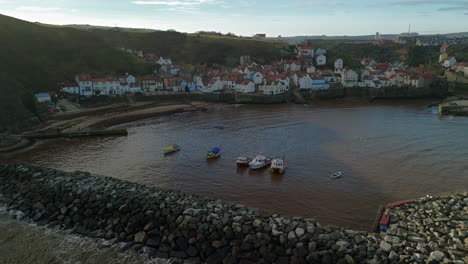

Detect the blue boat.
[
  {"left": 207, "top": 146, "right": 221, "bottom": 159},
  {"left": 213, "top": 125, "right": 225, "bottom": 129}
]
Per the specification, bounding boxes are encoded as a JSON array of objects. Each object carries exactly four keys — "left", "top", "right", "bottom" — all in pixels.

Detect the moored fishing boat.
[
  {"left": 270, "top": 158, "right": 286, "bottom": 173},
  {"left": 248, "top": 155, "right": 272, "bottom": 170},
  {"left": 163, "top": 144, "right": 181, "bottom": 154},
  {"left": 207, "top": 146, "right": 221, "bottom": 159},
  {"left": 236, "top": 156, "right": 252, "bottom": 167}
]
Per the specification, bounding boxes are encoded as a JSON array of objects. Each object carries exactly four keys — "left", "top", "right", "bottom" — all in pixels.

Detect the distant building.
[
  {"left": 253, "top": 33, "right": 266, "bottom": 39},
  {"left": 240, "top": 55, "right": 251, "bottom": 66},
  {"left": 444, "top": 57, "right": 457, "bottom": 68},
  {"left": 75, "top": 74, "right": 93, "bottom": 96},
  {"left": 334, "top": 59, "right": 344, "bottom": 70},
  {"left": 35, "top": 93, "right": 52, "bottom": 103},
  {"left": 316, "top": 54, "right": 326, "bottom": 66}
]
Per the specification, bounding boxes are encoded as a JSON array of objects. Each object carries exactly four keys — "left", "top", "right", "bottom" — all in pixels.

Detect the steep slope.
[{"left": 0, "top": 14, "right": 287, "bottom": 131}]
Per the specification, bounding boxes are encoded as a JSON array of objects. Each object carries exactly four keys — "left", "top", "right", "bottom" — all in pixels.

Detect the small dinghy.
[
  {"left": 270, "top": 158, "right": 286, "bottom": 174},
  {"left": 213, "top": 125, "right": 225, "bottom": 129},
  {"left": 207, "top": 146, "right": 222, "bottom": 159},
  {"left": 330, "top": 171, "right": 342, "bottom": 179},
  {"left": 236, "top": 156, "right": 253, "bottom": 167},
  {"left": 163, "top": 144, "right": 181, "bottom": 154}
]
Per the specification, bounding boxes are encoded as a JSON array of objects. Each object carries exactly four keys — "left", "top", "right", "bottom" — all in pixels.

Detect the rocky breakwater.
[
  {"left": 381, "top": 194, "right": 468, "bottom": 264},
  {"left": 0, "top": 163, "right": 465, "bottom": 264}
]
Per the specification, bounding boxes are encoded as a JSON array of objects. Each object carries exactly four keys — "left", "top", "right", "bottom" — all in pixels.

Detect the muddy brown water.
[{"left": 5, "top": 100, "right": 468, "bottom": 233}]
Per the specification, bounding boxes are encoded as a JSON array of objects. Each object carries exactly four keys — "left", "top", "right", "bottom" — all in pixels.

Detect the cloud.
[
  {"left": 295, "top": 1, "right": 344, "bottom": 7},
  {"left": 16, "top": 6, "right": 62, "bottom": 12},
  {"left": 371, "top": 0, "right": 468, "bottom": 13},
  {"left": 131, "top": 0, "right": 218, "bottom": 6}
]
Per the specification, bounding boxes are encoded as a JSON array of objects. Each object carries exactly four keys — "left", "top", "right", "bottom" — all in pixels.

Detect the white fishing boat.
[
  {"left": 248, "top": 155, "right": 272, "bottom": 170},
  {"left": 270, "top": 158, "right": 286, "bottom": 174}
]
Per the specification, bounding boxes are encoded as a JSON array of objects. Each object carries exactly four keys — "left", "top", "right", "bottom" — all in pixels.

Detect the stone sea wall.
[{"left": 0, "top": 163, "right": 466, "bottom": 264}]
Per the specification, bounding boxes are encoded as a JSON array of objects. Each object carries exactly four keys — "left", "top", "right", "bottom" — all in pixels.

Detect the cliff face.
[{"left": 0, "top": 163, "right": 466, "bottom": 263}]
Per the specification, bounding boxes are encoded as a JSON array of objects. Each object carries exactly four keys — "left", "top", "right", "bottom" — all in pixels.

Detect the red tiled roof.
[
  {"left": 78, "top": 74, "right": 91, "bottom": 81},
  {"left": 441, "top": 45, "right": 449, "bottom": 49},
  {"left": 242, "top": 80, "right": 252, "bottom": 85}
]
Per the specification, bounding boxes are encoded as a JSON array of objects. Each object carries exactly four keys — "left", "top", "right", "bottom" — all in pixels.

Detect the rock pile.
[
  {"left": 0, "top": 163, "right": 466, "bottom": 264},
  {"left": 382, "top": 194, "right": 468, "bottom": 264}
]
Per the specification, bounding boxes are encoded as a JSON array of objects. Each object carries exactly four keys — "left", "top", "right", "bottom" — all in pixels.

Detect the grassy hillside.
[
  {"left": 305, "top": 40, "right": 439, "bottom": 67},
  {"left": 0, "top": 14, "right": 287, "bottom": 131}
]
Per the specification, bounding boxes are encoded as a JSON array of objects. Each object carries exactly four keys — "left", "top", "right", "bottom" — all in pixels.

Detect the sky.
[{"left": 1, "top": 0, "right": 468, "bottom": 36}]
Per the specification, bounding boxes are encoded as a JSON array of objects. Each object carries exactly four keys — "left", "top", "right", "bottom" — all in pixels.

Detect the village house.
[
  {"left": 389, "top": 74, "right": 405, "bottom": 87},
  {"left": 316, "top": 54, "right": 326, "bottom": 66},
  {"left": 341, "top": 69, "right": 359, "bottom": 87},
  {"left": 92, "top": 77, "right": 120, "bottom": 95},
  {"left": 35, "top": 93, "right": 52, "bottom": 103},
  {"left": 439, "top": 53, "right": 448, "bottom": 63},
  {"left": 259, "top": 79, "right": 288, "bottom": 95},
  {"left": 284, "top": 60, "right": 302, "bottom": 71},
  {"left": 321, "top": 72, "right": 338, "bottom": 83},
  {"left": 306, "top": 65, "right": 316, "bottom": 74},
  {"left": 443, "top": 57, "right": 457, "bottom": 68},
  {"left": 378, "top": 77, "right": 390, "bottom": 87},
  {"left": 235, "top": 79, "right": 255, "bottom": 93},
  {"left": 253, "top": 72, "right": 264, "bottom": 84},
  {"left": 206, "top": 78, "right": 223, "bottom": 92},
  {"left": 141, "top": 76, "right": 164, "bottom": 92},
  {"left": 156, "top": 57, "right": 173, "bottom": 66},
  {"left": 315, "top": 48, "right": 327, "bottom": 56},
  {"left": 61, "top": 83, "right": 80, "bottom": 94},
  {"left": 440, "top": 45, "right": 449, "bottom": 54},
  {"left": 334, "top": 59, "right": 344, "bottom": 70},
  {"left": 179, "top": 80, "right": 197, "bottom": 92},
  {"left": 453, "top": 62, "right": 468, "bottom": 75},
  {"left": 297, "top": 45, "right": 315, "bottom": 58},
  {"left": 75, "top": 74, "right": 93, "bottom": 96},
  {"left": 253, "top": 33, "right": 266, "bottom": 39}
]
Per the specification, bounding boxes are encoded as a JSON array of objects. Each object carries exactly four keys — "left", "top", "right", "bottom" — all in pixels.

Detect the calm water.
[{"left": 6, "top": 100, "right": 468, "bottom": 231}]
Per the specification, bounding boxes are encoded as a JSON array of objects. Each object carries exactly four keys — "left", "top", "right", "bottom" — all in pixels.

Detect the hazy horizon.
[{"left": 1, "top": 0, "right": 468, "bottom": 37}]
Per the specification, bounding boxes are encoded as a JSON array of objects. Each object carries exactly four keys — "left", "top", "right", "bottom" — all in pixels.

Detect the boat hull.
[
  {"left": 164, "top": 148, "right": 180, "bottom": 154},
  {"left": 237, "top": 162, "right": 250, "bottom": 167},
  {"left": 207, "top": 154, "right": 221, "bottom": 159},
  {"left": 270, "top": 167, "right": 286, "bottom": 174},
  {"left": 249, "top": 162, "right": 271, "bottom": 170}
]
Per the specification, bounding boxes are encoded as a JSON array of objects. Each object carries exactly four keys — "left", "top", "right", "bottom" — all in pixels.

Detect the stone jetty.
[{"left": 0, "top": 163, "right": 466, "bottom": 264}]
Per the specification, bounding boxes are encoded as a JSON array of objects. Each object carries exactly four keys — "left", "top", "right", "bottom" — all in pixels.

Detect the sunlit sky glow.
[{"left": 1, "top": 0, "right": 468, "bottom": 36}]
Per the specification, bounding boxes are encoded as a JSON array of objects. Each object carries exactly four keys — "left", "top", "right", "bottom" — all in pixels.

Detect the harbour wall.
[{"left": 0, "top": 163, "right": 466, "bottom": 264}]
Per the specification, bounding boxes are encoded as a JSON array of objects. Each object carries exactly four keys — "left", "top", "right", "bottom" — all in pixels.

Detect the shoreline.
[
  {"left": 0, "top": 163, "right": 466, "bottom": 264},
  {"left": 1, "top": 101, "right": 225, "bottom": 154}
]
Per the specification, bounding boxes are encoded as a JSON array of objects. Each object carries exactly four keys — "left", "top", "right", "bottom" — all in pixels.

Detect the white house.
[
  {"left": 316, "top": 54, "right": 326, "bottom": 66},
  {"left": 259, "top": 80, "right": 287, "bottom": 95},
  {"left": 334, "top": 59, "right": 344, "bottom": 70},
  {"left": 235, "top": 79, "right": 255, "bottom": 93},
  {"left": 61, "top": 83, "right": 79, "bottom": 94},
  {"left": 157, "top": 57, "right": 172, "bottom": 66},
  {"left": 92, "top": 78, "right": 120, "bottom": 95},
  {"left": 284, "top": 60, "right": 302, "bottom": 71},
  {"left": 141, "top": 77, "right": 164, "bottom": 92},
  {"left": 443, "top": 57, "right": 457, "bottom": 68},
  {"left": 75, "top": 74, "right": 93, "bottom": 96},
  {"left": 298, "top": 46, "right": 315, "bottom": 57},
  {"left": 341, "top": 69, "right": 359, "bottom": 87},
  {"left": 253, "top": 72, "right": 264, "bottom": 84},
  {"left": 207, "top": 79, "right": 223, "bottom": 92},
  {"left": 306, "top": 65, "right": 316, "bottom": 74}
]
